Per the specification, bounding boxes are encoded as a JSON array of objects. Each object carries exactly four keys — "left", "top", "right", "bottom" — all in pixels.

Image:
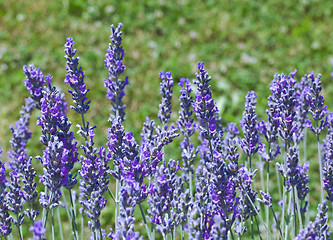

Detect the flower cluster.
[{"left": 104, "top": 23, "right": 129, "bottom": 122}]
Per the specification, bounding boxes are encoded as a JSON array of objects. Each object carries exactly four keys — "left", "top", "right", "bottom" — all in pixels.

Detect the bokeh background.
[{"left": 1, "top": 0, "right": 333, "bottom": 238}]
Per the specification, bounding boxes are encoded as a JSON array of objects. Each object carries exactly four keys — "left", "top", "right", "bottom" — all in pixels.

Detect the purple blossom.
[
  {"left": 294, "top": 200, "right": 332, "bottom": 239},
  {"left": 8, "top": 97, "right": 34, "bottom": 171},
  {"left": 37, "top": 78, "right": 78, "bottom": 209},
  {"left": 0, "top": 148, "right": 12, "bottom": 237},
  {"left": 269, "top": 71, "right": 298, "bottom": 143},
  {"left": 108, "top": 181, "right": 142, "bottom": 240},
  {"left": 147, "top": 160, "right": 181, "bottom": 235},
  {"left": 193, "top": 62, "right": 219, "bottom": 140},
  {"left": 306, "top": 71, "right": 328, "bottom": 135},
  {"left": 158, "top": 71, "right": 174, "bottom": 124},
  {"left": 23, "top": 64, "right": 46, "bottom": 109},
  {"left": 177, "top": 78, "right": 198, "bottom": 174},
  {"left": 296, "top": 162, "right": 310, "bottom": 213},
  {"left": 79, "top": 127, "right": 110, "bottom": 232},
  {"left": 239, "top": 91, "right": 261, "bottom": 161},
  {"left": 7, "top": 170, "right": 25, "bottom": 226},
  {"left": 258, "top": 191, "right": 272, "bottom": 208},
  {"left": 64, "top": 37, "right": 90, "bottom": 114},
  {"left": 104, "top": 23, "right": 129, "bottom": 122},
  {"left": 29, "top": 220, "right": 46, "bottom": 240}
]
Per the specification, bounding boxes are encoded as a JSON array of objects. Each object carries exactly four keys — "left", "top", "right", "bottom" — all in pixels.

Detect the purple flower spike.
[
  {"left": 104, "top": 23, "right": 129, "bottom": 122},
  {"left": 193, "top": 63, "right": 219, "bottom": 140},
  {"left": 177, "top": 78, "right": 197, "bottom": 174},
  {"left": 158, "top": 71, "right": 174, "bottom": 124},
  {"left": 258, "top": 191, "right": 272, "bottom": 208},
  {"left": 239, "top": 91, "right": 261, "bottom": 160},
  {"left": 23, "top": 64, "right": 46, "bottom": 109},
  {"left": 306, "top": 72, "right": 328, "bottom": 135},
  {"left": 0, "top": 148, "right": 12, "bottom": 237},
  {"left": 64, "top": 37, "right": 91, "bottom": 114},
  {"left": 28, "top": 220, "right": 46, "bottom": 240}
]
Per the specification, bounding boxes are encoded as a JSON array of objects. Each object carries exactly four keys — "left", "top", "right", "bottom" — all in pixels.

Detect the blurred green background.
[{"left": 1, "top": 0, "right": 333, "bottom": 238}]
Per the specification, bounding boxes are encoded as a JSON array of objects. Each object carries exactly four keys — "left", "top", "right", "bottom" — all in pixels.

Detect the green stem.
[
  {"left": 57, "top": 208, "right": 64, "bottom": 240},
  {"left": 69, "top": 189, "right": 79, "bottom": 240},
  {"left": 317, "top": 133, "right": 324, "bottom": 202},
  {"left": 266, "top": 161, "right": 270, "bottom": 240},
  {"left": 107, "top": 187, "right": 116, "bottom": 202},
  {"left": 254, "top": 215, "right": 263, "bottom": 240},
  {"left": 51, "top": 209, "right": 55, "bottom": 240},
  {"left": 15, "top": 215, "right": 23, "bottom": 240},
  {"left": 240, "top": 185, "right": 273, "bottom": 238},
  {"left": 270, "top": 207, "right": 284, "bottom": 240},
  {"left": 115, "top": 178, "right": 120, "bottom": 229},
  {"left": 139, "top": 203, "right": 151, "bottom": 240},
  {"left": 292, "top": 186, "right": 297, "bottom": 237}
]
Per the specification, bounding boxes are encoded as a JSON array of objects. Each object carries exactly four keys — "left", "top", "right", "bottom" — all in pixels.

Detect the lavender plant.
[{"left": 1, "top": 22, "right": 333, "bottom": 240}]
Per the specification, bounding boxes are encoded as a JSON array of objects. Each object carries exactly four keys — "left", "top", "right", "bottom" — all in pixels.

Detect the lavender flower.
[
  {"left": 7, "top": 170, "right": 25, "bottom": 227},
  {"left": 296, "top": 162, "right": 310, "bottom": 213},
  {"left": 64, "top": 37, "right": 90, "bottom": 114},
  {"left": 323, "top": 113, "right": 333, "bottom": 202},
  {"left": 177, "top": 77, "right": 197, "bottom": 174},
  {"left": 147, "top": 160, "right": 181, "bottom": 235},
  {"left": 37, "top": 76, "right": 78, "bottom": 209},
  {"left": 269, "top": 71, "right": 298, "bottom": 143},
  {"left": 193, "top": 62, "right": 219, "bottom": 140},
  {"left": 258, "top": 191, "right": 272, "bottom": 208},
  {"left": 158, "top": 71, "right": 174, "bottom": 124},
  {"left": 29, "top": 220, "right": 46, "bottom": 240},
  {"left": 305, "top": 72, "right": 328, "bottom": 135},
  {"left": 294, "top": 200, "right": 332, "bottom": 239},
  {"left": 8, "top": 97, "right": 34, "bottom": 171},
  {"left": 0, "top": 148, "right": 12, "bottom": 237},
  {"left": 108, "top": 181, "right": 142, "bottom": 240},
  {"left": 239, "top": 91, "right": 261, "bottom": 165},
  {"left": 104, "top": 23, "right": 129, "bottom": 122},
  {"left": 79, "top": 128, "right": 110, "bottom": 232},
  {"left": 23, "top": 64, "right": 46, "bottom": 109}
]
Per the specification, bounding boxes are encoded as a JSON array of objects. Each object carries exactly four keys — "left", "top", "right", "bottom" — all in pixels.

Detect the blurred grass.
[{"left": 1, "top": 0, "right": 333, "bottom": 239}]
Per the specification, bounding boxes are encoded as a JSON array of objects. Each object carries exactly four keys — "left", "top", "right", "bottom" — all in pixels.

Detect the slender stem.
[
  {"left": 284, "top": 191, "right": 292, "bottom": 240},
  {"left": 51, "top": 209, "right": 55, "bottom": 240},
  {"left": 317, "top": 133, "right": 324, "bottom": 202},
  {"left": 240, "top": 185, "right": 273, "bottom": 238},
  {"left": 181, "top": 224, "right": 185, "bottom": 240},
  {"left": 61, "top": 188, "right": 72, "bottom": 225},
  {"left": 43, "top": 191, "right": 54, "bottom": 228},
  {"left": 99, "top": 228, "right": 103, "bottom": 240},
  {"left": 69, "top": 189, "right": 79, "bottom": 240},
  {"left": 266, "top": 161, "right": 270, "bottom": 240},
  {"left": 230, "top": 228, "right": 235, "bottom": 240},
  {"left": 281, "top": 141, "right": 288, "bottom": 237},
  {"left": 115, "top": 177, "right": 120, "bottom": 229},
  {"left": 251, "top": 215, "right": 254, "bottom": 240},
  {"left": 292, "top": 186, "right": 297, "bottom": 237},
  {"left": 254, "top": 215, "right": 263, "bottom": 240},
  {"left": 81, "top": 215, "right": 84, "bottom": 240},
  {"left": 139, "top": 203, "right": 151, "bottom": 240},
  {"left": 15, "top": 215, "right": 23, "bottom": 240},
  {"left": 57, "top": 208, "right": 64, "bottom": 240},
  {"left": 107, "top": 187, "right": 116, "bottom": 202},
  {"left": 189, "top": 171, "right": 193, "bottom": 200},
  {"left": 270, "top": 207, "right": 284, "bottom": 240}
]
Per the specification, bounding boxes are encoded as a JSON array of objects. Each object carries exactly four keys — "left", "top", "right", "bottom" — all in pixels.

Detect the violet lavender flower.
[
  {"left": 108, "top": 181, "right": 142, "bottom": 240},
  {"left": 23, "top": 64, "right": 46, "bottom": 109},
  {"left": 29, "top": 220, "right": 46, "bottom": 240},
  {"left": 296, "top": 162, "right": 310, "bottom": 213},
  {"left": 37, "top": 75, "right": 78, "bottom": 209},
  {"left": 64, "top": 37, "right": 90, "bottom": 115},
  {"left": 323, "top": 112, "right": 333, "bottom": 202},
  {"left": 305, "top": 72, "right": 328, "bottom": 135},
  {"left": 78, "top": 128, "right": 110, "bottom": 232},
  {"left": 193, "top": 62, "right": 219, "bottom": 140},
  {"left": 269, "top": 71, "right": 298, "bottom": 144},
  {"left": 239, "top": 91, "right": 261, "bottom": 168},
  {"left": 294, "top": 200, "right": 332, "bottom": 239},
  {"left": 147, "top": 160, "right": 181, "bottom": 236},
  {"left": 104, "top": 23, "right": 129, "bottom": 122},
  {"left": 8, "top": 97, "right": 34, "bottom": 171},
  {"left": 0, "top": 148, "right": 12, "bottom": 237},
  {"left": 177, "top": 77, "right": 197, "bottom": 175},
  {"left": 158, "top": 71, "right": 174, "bottom": 124}
]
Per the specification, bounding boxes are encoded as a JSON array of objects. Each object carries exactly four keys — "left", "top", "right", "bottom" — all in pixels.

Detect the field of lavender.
[
  {"left": 1, "top": 20, "right": 333, "bottom": 240},
  {"left": 1, "top": 1, "right": 333, "bottom": 240}
]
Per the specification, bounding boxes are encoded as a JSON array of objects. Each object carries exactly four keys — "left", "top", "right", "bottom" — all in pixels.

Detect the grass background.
[{"left": 1, "top": 0, "right": 333, "bottom": 239}]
